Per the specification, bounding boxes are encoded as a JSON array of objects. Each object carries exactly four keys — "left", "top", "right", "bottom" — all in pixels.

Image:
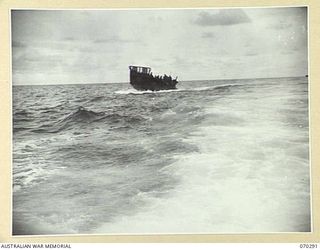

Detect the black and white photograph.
[{"left": 12, "top": 7, "right": 310, "bottom": 235}]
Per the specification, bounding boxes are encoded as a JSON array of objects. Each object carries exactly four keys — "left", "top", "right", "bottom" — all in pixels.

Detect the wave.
[
  {"left": 14, "top": 110, "right": 31, "bottom": 116},
  {"left": 115, "top": 89, "right": 183, "bottom": 95},
  {"left": 61, "top": 106, "right": 105, "bottom": 123},
  {"left": 193, "top": 83, "right": 245, "bottom": 92},
  {"left": 38, "top": 103, "right": 64, "bottom": 111},
  {"left": 31, "top": 107, "right": 105, "bottom": 133},
  {"left": 116, "top": 83, "right": 244, "bottom": 95},
  {"left": 13, "top": 126, "right": 34, "bottom": 133},
  {"left": 88, "top": 96, "right": 105, "bottom": 102},
  {"left": 98, "top": 113, "right": 148, "bottom": 124},
  {"left": 31, "top": 106, "right": 148, "bottom": 134}
]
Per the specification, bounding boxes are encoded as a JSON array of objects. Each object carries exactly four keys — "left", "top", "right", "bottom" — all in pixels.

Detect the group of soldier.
[{"left": 147, "top": 72, "right": 177, "bottom": 82}]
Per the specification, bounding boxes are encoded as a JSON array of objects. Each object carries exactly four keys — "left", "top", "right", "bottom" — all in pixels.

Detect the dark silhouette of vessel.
[{"left": 129, "top": 65, "right": 178, "bottom": 91}]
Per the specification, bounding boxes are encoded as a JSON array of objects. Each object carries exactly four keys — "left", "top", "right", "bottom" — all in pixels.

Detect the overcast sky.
[{"left": 11, "top": 7, "right": 308, "bottom": 85}]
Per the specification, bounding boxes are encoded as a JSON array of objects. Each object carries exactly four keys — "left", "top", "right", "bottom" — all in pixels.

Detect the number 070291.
[{"left": 300, "top": 244, "right": 318, "bottom": 248}]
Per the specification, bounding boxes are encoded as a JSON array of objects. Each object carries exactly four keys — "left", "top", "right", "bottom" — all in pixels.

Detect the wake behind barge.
[{"left": 129, "top": 65, "right": 178, "bottom": 91}]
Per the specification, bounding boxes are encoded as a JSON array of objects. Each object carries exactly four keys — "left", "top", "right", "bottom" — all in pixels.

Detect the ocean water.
[{"left": 12, "top": 77, "right": 311, "bottom": 235}]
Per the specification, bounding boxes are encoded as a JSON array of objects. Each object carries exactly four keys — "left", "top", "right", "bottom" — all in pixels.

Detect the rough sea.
[{"left": 12, "top": 77, "right": 311, "bottom": 235}]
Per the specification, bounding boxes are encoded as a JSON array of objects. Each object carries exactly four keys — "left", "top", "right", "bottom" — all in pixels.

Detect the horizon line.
[{"left": 12, "top": 75, "right": 308, "bottom": 86}]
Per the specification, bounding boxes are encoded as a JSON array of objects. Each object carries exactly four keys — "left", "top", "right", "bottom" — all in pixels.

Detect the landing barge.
[{"left": 129, "top": 65, "right": 178, "bottom": 91}]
